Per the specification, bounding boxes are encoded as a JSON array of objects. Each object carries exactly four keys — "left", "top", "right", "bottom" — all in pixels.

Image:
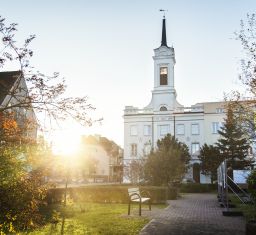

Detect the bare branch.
[{"left": 0, "top": 16, "right": 97, "bottom": 130}]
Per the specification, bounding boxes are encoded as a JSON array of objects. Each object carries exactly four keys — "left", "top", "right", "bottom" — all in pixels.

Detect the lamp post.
[
  {"left": 64, "top": 167, "right": 68, "bottom": 207},
  {"left": 63, "top": 154, "right": 71, "bottom": 207}
]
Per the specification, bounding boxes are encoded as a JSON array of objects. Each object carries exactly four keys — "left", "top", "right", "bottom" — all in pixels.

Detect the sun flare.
[{"left": 52, "top": 130, "right": 81, "bottom": 156}]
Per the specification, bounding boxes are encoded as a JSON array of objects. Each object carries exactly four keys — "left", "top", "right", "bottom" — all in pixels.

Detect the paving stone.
[{"left": 140, "top": 194, "right": 246, "bottom": 235}]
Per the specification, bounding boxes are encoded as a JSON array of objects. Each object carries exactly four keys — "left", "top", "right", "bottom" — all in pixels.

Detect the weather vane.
[{"left": 159, "top": 9, "right": 168, "bottom": 18}]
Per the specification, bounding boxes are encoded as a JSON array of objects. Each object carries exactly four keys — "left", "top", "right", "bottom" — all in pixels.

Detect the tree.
[
  {"left": 216, "top": 105, "right": 253, "bottom": 169},
  {"left": 0, "top": 16, "right": 97, "bottom": 127},
  {"left": 0, "top": 14, "right": 97, "bottom": 233},
  {"left": 198, "top": 144, "right": 222, "bottom": 183},
  {"left": 0, "top": 117, "right": 52, "bottom": 233},
  {"left": 124, "top": 159, "right": 145, "bottom": 184},
  {"left": 229, "top": 14, "right": 256, "bottom": 142},
  {"left": 144, "top": 134, "right": 190, "bottom": 186},
  {"left": 236, "top": 14, "right": 256, "bottom": 96}
]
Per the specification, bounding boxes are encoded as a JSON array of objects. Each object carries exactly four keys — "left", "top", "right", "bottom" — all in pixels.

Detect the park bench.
[{"left": 128, "top": 188, "right": 151, "bottom": 216}]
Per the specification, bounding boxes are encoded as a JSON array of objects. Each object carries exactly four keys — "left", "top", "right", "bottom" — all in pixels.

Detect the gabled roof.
[{"left": 0, "top": 71, "right": 21, "bottom": 104}]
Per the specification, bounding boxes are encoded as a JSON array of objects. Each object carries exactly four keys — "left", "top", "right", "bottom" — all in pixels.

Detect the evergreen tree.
[{"left": 216, "top": 105, "right": 253, "bottom": 169}]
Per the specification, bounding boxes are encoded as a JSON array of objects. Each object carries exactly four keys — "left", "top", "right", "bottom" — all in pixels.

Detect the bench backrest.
[{"left": 128, "top": 188, "right": 141, "bottom": 200}]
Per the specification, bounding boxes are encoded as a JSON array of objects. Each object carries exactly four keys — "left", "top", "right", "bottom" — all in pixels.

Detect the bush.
[
  {"left": 179, "top": 183, "right": 217, "bottom": 193},
  {"left": 0, "top": 169, "right": 49, "bottom": 234},
  {"left": 47, "top": 185, "right": 176, "bottom": 204}
]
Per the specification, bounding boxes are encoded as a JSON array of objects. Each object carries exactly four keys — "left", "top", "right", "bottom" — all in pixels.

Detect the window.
[
  {"left": 160, "top": 67, "right": 168, "bottom": 85},
  {"left": 176, "top": 124, "right": 185, "bottom": 135},
  {"left": 191, "top": 124, "right": 199, "bottom": 135},
  {"left": 212, "top": 122, "right": 219, "bottom": 134},
  {"left": 160, "top": 106, "right": 167, "bottom": 111},
  {"left": 191, "top": 143, "right": 200, "bottom": 155},
  {"left": 144, "top": 125, "right": 151, "bottom": 136},
  {"left": 130, "top": 125, "right": 138, "bottom": 136},
  {"left": 212, "top": 122, "right": 223, "bottom": 134},
  {"left": 159, "top": 125, "right": 170, "bottom": 136},
  {"left": 131, "top": 144, "right": 137, "bottom": 156},
  {"left": 216, "top": 108, "right": 224, "bottom": 113}
]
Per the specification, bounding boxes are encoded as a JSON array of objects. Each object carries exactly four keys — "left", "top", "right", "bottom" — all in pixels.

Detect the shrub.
[
  {"left": 247, "top": 170, "right": 256, "bottom": 203},
  {"left": 47, "top": 185, "right": 176, "bottom": 204}
]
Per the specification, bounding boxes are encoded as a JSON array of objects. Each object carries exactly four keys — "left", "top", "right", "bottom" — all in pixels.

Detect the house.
[
  {"left": 78, "top": 135, "right": 123, "bottom": 183},
  {"left": 0, "top": 70, "right": 37, "bottom": 140}
]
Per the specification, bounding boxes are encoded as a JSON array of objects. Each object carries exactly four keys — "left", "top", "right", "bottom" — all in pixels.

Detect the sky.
[{"left": 0, "top": 0, "right": 256, "bottom": 147}]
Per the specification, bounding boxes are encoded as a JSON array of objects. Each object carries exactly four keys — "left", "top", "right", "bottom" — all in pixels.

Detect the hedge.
[{"left": 46, "top": 185, "right": 177, "bottom": 204}]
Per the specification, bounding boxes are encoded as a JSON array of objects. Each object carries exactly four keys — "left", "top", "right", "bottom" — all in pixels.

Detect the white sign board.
[{"left": 233, "top": 170, "right": 251, "bottom": 184}]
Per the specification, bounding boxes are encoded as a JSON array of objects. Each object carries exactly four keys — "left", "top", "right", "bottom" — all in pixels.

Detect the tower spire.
[
  {"left": 159, "top": 9, "right": 168, "bottom": 47},
  {"left": 161, "top": 17, "right": 167, "bottom": 47}
]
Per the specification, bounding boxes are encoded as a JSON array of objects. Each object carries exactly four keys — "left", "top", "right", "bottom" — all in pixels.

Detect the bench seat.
[{"left": 128, "top": 188, "right": 151, "bottom": 216}]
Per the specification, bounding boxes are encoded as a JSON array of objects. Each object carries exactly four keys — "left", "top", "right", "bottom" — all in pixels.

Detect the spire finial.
[
  {"left": 159, "top": 9, "right": 168, "bottom": 47},
  {"left": 159, "top": 9, "right": 168, "bottom": 18}
]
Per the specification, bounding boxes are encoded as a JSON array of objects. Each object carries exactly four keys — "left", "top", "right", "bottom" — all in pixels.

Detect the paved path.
[{"left": 140, "top": 194, "right": 246, "bottom": 235}]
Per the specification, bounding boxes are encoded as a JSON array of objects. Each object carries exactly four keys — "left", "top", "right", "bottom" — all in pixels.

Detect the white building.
[
  {"left": 78, "top": 135, "right": 123, "bottom": 183},
  {"left": 123, "top": 17, "right": 226, "bottom": 183}
]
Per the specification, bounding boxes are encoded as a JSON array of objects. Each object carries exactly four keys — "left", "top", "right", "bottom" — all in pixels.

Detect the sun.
[{"left": 51, "top": 130, "right": 81, "bottom": 156}]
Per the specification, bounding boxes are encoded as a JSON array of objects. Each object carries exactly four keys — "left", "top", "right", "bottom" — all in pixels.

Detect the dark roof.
[{"left": 0, "top": 71, "right": 22, "bottom": 104}]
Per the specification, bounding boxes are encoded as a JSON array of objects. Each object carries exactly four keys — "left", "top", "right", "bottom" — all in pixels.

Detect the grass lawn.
[{"left": 22, "top": 202, "right": 155, "bottom": 235}]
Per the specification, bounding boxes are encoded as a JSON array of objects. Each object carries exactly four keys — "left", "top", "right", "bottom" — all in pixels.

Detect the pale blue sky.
[{"left": 1, "top": 0, "right": 256, "bottom": 146}]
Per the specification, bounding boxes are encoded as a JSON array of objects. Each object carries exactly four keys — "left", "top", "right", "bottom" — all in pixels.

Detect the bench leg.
[
  {"left": 128, "top": 202, "right": 131, "bottom": 215},
  {"left": 149, "top": 200, "right": 151, "bottom": 211},
  {"left": 139, "top": 202, "right": 141, "bottom": 216}
]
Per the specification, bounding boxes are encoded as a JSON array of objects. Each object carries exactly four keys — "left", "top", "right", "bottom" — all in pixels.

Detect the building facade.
[
  {"left": 78, "top": 135, "right": 123, "bottom": 183},
  {"left": 123, "top": 18, "right": 226, "bottom": 183}
]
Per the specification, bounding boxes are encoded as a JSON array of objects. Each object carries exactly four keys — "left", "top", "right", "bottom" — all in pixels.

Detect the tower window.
[{"left": 160, "top": 67, "right": 168, "bottom": 85}]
